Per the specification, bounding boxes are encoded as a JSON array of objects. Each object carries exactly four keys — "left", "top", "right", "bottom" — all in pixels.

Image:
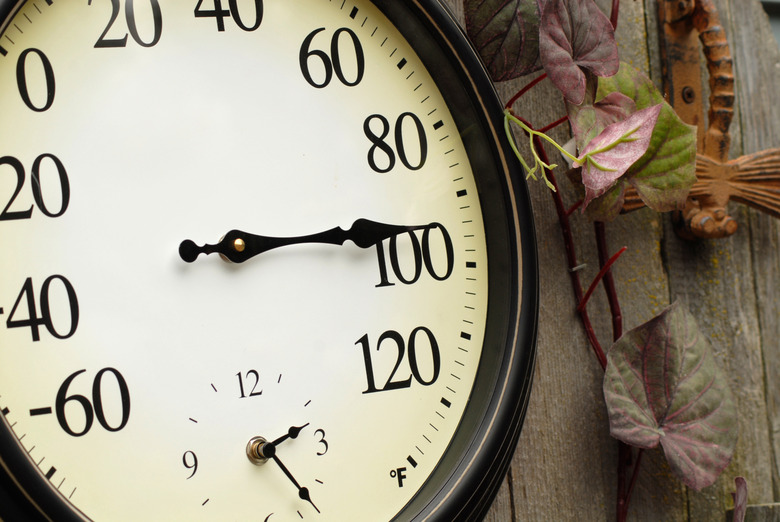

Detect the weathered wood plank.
[
  {"left": 657, "top": 0, "right": 776, "bottom": 519},
  {"left": 729, "top": 0, "right": 780, "bottom": 503},
  {"left": 729, "top": 503, "right": 780, "bottom": 522},
  {"left": 442, "top": 0, "right": 780, "bottom": 519}
]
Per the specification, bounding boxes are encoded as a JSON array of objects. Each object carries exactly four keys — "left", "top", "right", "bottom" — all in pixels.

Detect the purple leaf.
[
  {"left": 465, "top": 0, "right": 542, "bottom": 82},
  {"left": 574, "top": 104, "right": 661, "bottom": 207},
  {"left": 603, "top": 301, "right": 738, "bottom": 491},
  {"left": 568, "top": 91, "right": 636, "bottom": 151},
  {"left": 731, "top": 477, "right": 748, "bottom": 522},
  {"left": 539, "top": 0, "right": 619, "bottom": 104}
]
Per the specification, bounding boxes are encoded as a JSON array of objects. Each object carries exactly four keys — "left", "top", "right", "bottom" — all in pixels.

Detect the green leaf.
[
  {"left": 596, "top": 61, "right": 662, "bottom": 109},
  {"left": 597, "top": 63, "right": 697, "bottom": 211},
  {"left": 603, "top": 301, "right": 738, "bottom": 491},
  {"left": 464, "top": 0, "right": 542, "bottom": 82}
]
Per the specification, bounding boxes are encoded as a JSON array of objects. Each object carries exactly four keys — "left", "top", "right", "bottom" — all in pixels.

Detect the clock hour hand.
[
  {"left": 179, "top": 219, "right": 429, "bottom": 264},
  {"left": 270, "top": 423, "right": 309, "bottom": 446}
]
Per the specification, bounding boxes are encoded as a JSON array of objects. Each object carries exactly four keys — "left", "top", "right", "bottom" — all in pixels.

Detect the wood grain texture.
[
  {"left": 728, "top": 0, "right": 780, "bottom": 503},
  {"left": 442, "top": 0, "right": 780, "bottom": 519},
  {"left": 728, "top": 503, "right": 780, "bottom": 522},
  {"left": 661, "top": 0, "right": 778, "bottom": 518}
]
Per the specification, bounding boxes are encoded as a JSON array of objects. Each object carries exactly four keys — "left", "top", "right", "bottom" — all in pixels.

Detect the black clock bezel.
[
  {"left": 370, "top": 1, "right": 538, "bottom": 520},
  {"left": 0, "top": 0, "right": 538, "bottom": 520}
]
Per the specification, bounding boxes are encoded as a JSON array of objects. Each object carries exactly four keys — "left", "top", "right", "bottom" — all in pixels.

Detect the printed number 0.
[{"left": 16, "top": 49, "right": 55, "bottom": 112}]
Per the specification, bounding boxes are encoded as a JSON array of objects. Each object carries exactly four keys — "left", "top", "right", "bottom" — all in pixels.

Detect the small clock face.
[{"left": 0, "top": 1, "right": 537, "bottom": 520}]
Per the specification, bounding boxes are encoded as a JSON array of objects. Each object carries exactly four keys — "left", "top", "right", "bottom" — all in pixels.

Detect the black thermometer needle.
[{"left": 179, "top": 219, "right": 431, "bottom": 263}]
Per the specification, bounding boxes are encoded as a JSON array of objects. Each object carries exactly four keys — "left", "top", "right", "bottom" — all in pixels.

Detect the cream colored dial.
[{"left": 0, "top": 0, "right": 504, "bottom": 520}]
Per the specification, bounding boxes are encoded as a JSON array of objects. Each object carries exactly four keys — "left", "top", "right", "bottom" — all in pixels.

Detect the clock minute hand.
[
  {"left": 271, "top": 454, "right": 320, "bottom": 513},
  {"left": 179, "top": 219, "right": 429, "bottom": 263}
]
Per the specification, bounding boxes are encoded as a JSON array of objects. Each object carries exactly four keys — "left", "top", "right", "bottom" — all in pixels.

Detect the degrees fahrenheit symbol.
[{"left": 178, "top": 219, "right": 431, "bottom": 263}]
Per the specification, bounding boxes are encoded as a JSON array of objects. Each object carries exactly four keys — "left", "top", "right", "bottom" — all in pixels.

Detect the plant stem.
[
  {"left": 595, "top": 222, "right": 623, "bottom": 341},
  {"left": 616, "top": 445, "right": 644, "bottom": 521},
  {"left": 566, "top": 200, "right": 583, "bottom": 217},
  {"left": 611, "top": 0, "right": 620, "bottom": 30},
  {"left": 626, "top": 449, "right": 644, "bottom": 506},
  {"left": 616, "top": 443, "right": 632, "bottom": 521},
  {"left": 508, "top": 83, "right": 639, "bottom": 522},
  {"left": 506, "top": 111, "right": 580, "bottom": 165},
  {"left": 577, "top": 244, "right": 627, "bottom": 314},
  {"left": 505, "top": 73, "right": 547, "bottom": 110},
  {"left": 593, "top": 223, "right": 635, "bottom": 522},
  {"left": 530, "top": 132, "right": 608, "bottom": 370},
  {"left": 539, "top": 115, "right": 570, "bottom": 134},
  {"left": 523, "top": 128, "right": 637, "bottom": 521}
]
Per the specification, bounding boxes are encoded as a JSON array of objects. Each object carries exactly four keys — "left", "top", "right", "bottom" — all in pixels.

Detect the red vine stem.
[
  {"left": 527, "top": 132, "right": 608, "bottom": 370},
  {"left": 595, "top": 222, "right": 624, "bottom": 341},
  {"left": 539, "top": 115, "right": 570, "bottom": 133},
  {"left": 616, "top": 443, "right": 632, "bottom": 520},
  {"left": 577, "top": 244, "right": 627, "bottom": 315},
  {"left": 616, "top": 446, "right": 644, "bottom": 521},
  {"left": 505, "top": 73, "right": 547, "bottom": 110},
  {"left": 611, "top": 0, "right": 620, "bottom": 30},
  {"left": 626, "top": 449, "right": 644, "bottom": 509}
]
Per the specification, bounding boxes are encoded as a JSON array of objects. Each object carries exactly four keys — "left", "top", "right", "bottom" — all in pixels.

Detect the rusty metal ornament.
[{"left": 624, "top": 0, "right": 780, "bottom": 239}]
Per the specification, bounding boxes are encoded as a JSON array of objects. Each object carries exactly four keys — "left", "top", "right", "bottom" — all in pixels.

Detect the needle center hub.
[{"left": 246, "top": 436, "right": 274, "bottom": 465}]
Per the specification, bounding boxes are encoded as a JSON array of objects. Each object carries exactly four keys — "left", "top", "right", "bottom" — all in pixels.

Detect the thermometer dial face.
[{"left": 0, "top": 0, "right": 537, "bottom": 520}]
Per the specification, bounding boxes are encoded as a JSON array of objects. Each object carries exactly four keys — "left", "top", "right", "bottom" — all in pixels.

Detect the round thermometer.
[{"left": 0, "top": 0, "right": 537, "bottom": 520}]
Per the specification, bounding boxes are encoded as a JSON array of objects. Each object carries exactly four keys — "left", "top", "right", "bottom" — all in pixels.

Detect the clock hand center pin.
[{"left": 179, "top": 219, "right": 431, "bottom": 263}]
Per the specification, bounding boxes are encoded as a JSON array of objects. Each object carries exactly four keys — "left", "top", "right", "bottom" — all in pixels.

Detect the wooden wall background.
[{"left": 440, "top": 0, "right": 780, "bottom": 519}]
